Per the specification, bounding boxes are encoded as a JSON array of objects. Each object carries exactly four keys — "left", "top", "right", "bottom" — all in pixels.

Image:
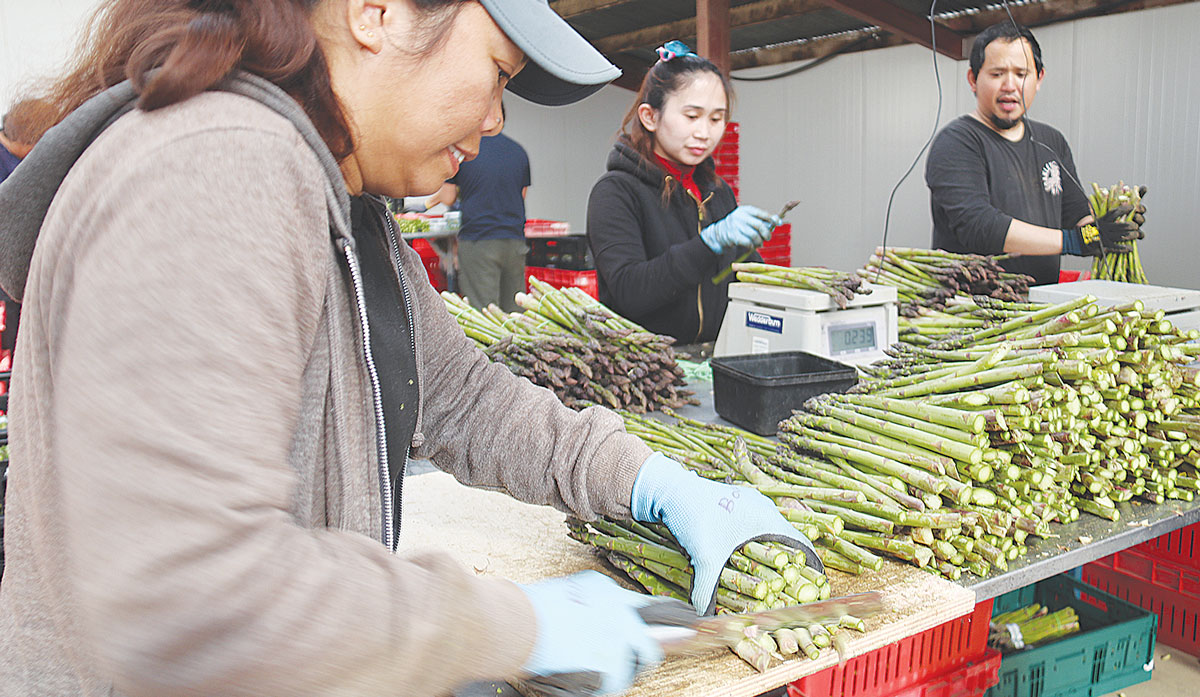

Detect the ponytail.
[{"left": 136, "top": 9, "right": 245, "bottom": 110}]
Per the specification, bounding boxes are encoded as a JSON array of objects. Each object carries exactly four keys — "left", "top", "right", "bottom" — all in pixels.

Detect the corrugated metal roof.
[{"left": 549, "top": 0, "right": 1171, "bottom": 80}]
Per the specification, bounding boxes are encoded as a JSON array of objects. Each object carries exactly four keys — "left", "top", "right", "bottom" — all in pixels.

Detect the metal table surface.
[{"left": 963, "top": 497, "right": 1200, "bottom": 600}]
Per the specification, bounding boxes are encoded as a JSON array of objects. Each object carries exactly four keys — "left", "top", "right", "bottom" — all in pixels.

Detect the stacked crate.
[
  {"left": 523, "top": 221, "right": 598, "bottom": 299},
  {"left": 713, "top": 121, "right": 740, "bottom": 199},
  {"left": 990, "top": 574, "right": 1155, "bottom": 697},
  {"left": 788, "top": 600, "right": 1000, "bottom": 697},
  {"left": 760, "top": 223, "right": 792, "bottom": 266},
  {"left": 1084, "top": 522, "right": 1200, "bottom": 657},
  {"left": 409, "top": 238, "right": 448, "bottom": 292},
  {"left": 712, "top": 122, "right": 792, "bottom": 266}
]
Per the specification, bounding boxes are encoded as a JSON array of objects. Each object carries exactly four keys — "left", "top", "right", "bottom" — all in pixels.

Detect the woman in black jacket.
[{"left": 586, "top": 41, "right": 780, "bottom": 344}]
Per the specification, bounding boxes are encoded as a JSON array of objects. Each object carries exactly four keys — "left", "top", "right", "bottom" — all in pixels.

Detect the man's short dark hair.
[{"left": 969, "top": 22, "right": 1044, "bottom": 77}]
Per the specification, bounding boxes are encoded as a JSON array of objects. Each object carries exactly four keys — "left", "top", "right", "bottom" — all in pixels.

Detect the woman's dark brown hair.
[
  {"left": 34, "top": 0, "right": 467, "bottom": 161},
  {"left": 619, "top": 52, "right": 734, "bottom": 200}
]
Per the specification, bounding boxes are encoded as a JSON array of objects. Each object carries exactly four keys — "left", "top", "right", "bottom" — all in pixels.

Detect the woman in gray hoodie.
[{"left": 0, "top": 1, "right": 817, "bottom": 695}]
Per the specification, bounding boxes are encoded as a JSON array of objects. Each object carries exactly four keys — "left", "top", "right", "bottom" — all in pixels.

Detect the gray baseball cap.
[{"left": 479, "top": 0, "right": 621, "bottom": 106}]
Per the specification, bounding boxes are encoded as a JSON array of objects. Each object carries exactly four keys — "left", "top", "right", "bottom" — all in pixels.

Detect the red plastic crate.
[
  {"left": 1058, "top": 269, "right": 1092, "bottom": 283},
  {"left": 758, "top": 224, "right": 792, "bottom": 266},
  {"left": 1135, "top": 522, "right": 1200, "bottom": 570},
  {"left": 789, "top": 600, "right": 995, "bottom": 697},
  {"left": 763, "top": 224, "right": 792, "bottom": 246},
  {"left": 409, "top": 238, "right": 447, "bottom": 292},
  {"left": 525, "top": 266, "right": 598, "bottom": 299},
  {"left": 524, "top": 219, "right": 571, "bottom": 237},
  {"left": 1084, "top": 547, "right": 1200, "bottom": 656},
  {"left": 714, "top": 121, "right": 739, "bottom": 182}
]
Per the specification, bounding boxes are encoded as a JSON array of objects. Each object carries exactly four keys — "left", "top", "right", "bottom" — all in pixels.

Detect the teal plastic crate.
[
  {"left": 986, "top": 574, "right": 1156, "bottom": 697},
  {"left": 991, "top": 584, "right": 1036, "bottom": 617}
]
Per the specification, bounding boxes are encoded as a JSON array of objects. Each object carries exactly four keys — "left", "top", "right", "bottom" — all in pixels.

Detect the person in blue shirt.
[
  {"left": 428, "top": 103, "right": 530, "bottom": 312},
  {"left": 0, "top": 99, "right": 52, "bottom": 184},
  {"left": 0, "top": 98, "right": 54, "bottom": 356}
]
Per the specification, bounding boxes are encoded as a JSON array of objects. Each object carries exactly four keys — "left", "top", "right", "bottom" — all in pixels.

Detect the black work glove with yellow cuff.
[{"left": 1061, "top": 204, "right": 1137, "bottom": 256}]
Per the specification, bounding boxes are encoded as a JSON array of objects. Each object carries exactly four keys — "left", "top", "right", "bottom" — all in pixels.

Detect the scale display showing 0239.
[{"left": 828, "top": 322, "right": 876, "bottom": 355}]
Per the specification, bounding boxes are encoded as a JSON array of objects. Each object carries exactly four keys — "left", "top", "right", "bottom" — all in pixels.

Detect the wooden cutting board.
[{"left": 400, "top": 471, "right": 977, "bottom": 697}]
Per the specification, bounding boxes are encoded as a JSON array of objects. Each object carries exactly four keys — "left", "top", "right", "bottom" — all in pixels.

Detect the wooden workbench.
[{"left": 400, "top": 471, "right": 976, "bottom": 697}]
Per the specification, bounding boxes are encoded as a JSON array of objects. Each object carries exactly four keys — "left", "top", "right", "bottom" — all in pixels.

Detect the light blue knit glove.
[
  {"left": 632, "top": 453, "right": 821, "bottom": 615},
  {"left": 699, "top": 205, "right": 781, "bottom": 253},
  {"left": 518, "top": 571, "right": 664, "bottom": 694}
]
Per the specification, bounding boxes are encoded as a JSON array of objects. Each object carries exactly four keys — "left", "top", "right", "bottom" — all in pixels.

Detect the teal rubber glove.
[
  {"left": 631, "top": 453, "right": 821, "bottom": 615},
  {"left": 518, "top": 571, "right": 664, "bottom": 694},
  {"left": 699, "top": 205, "right": 781, "bottom": 254}
]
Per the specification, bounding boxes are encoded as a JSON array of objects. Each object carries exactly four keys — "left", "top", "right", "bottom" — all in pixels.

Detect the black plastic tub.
[{"left": 710, "top": 351, "right": 858, "bottom": 436}]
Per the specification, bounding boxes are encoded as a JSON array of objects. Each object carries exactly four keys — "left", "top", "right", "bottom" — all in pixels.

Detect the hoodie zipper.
[
  {"left": 340, "top": 238, "right": 396, "bottom": 551},
  {"left": 688, "top": 190, "right": 715, "bottom": 344},
  {"left": 380, "top": 208, "right": 415, "bottom": 551}
]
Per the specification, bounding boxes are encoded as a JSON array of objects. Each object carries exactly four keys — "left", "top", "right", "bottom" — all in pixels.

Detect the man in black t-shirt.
[{"left": 925, "top": 22, "right": 1142, "bottom": 286}]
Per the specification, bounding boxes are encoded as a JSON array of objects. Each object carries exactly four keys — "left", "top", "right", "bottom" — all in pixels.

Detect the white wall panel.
[
  {"left": 503, "top": 87, "right": 632, "bottom": 231},
  {"left": 736, "top": 50, "right": 866, "bottom": 272},
  {"left": 0, "top": 0, "right": 100, "bottom": 107}
]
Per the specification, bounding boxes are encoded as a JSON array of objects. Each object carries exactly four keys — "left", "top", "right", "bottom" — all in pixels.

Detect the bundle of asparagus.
[
  {"left": 566, "top": 509, "right": 866, "bottom": 672},
  {"left": 731, "top": 615, "right": 866, "bottom": 672},
  {"left": 859, "top": 248, "right": 1033, "bottom": 316},
  {"left": 732, "top": 262, "right": 872, "bottom": 309},
  {"left": 442, "top": 278, "right": 692, "bottom": 412},
  {"left": 775, "top": 293, "right": 1200, "bottom": 580},
  {"left": 611, "top": 408, "right": 931, "bottom": 577},
  {"left": 393, "top": 216, "right": 431, "bottom": 234},
  {"left": 598, "top": 292, "right": 1200, "bottom": 581},
  {"left": 568, "top": 518, "right": 830, "bottom": 612},
  {"left": 1089, "top": 183, "right": 1148, "bottom": 284},
  {"left": 989, "top": 603, "right": 1080, "bottom": 650}
]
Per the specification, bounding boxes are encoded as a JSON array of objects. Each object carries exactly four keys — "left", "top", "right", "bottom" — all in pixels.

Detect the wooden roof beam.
[
  {"left": 729, "top": 29, "right": 906, "bottom": 69},
  {"left": 593, "top": 0, "right": 825, "bottom": 54},
  {"left": 942, "top": 0, "right": 1196, "bottom": 38},
  {"left": 549, "top": 0, "right": 636, "bottom": 19},
  {"left": 697, "top": 0, "right": 732, "bottom": 75},
  {"left": 818, "top": 0, "right": 964, "bottom": 59}
]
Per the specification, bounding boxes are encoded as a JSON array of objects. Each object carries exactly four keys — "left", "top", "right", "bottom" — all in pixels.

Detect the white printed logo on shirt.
[{"left": 1042, "top": 161, "right": 1063, "bottom": 195}]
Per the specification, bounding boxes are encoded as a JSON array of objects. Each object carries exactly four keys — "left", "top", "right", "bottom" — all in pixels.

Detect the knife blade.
[{"left": 639, "top": 590, "right": 886, "bottom": 655}]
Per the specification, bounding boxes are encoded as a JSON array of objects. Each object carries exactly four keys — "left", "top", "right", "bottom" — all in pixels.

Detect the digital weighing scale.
[
  {"left": 1030, "top": 280, "right": 1200, "bottom": 333},
  {"left": 714, "top": 282, "right": 899, "bottom": 365}
]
